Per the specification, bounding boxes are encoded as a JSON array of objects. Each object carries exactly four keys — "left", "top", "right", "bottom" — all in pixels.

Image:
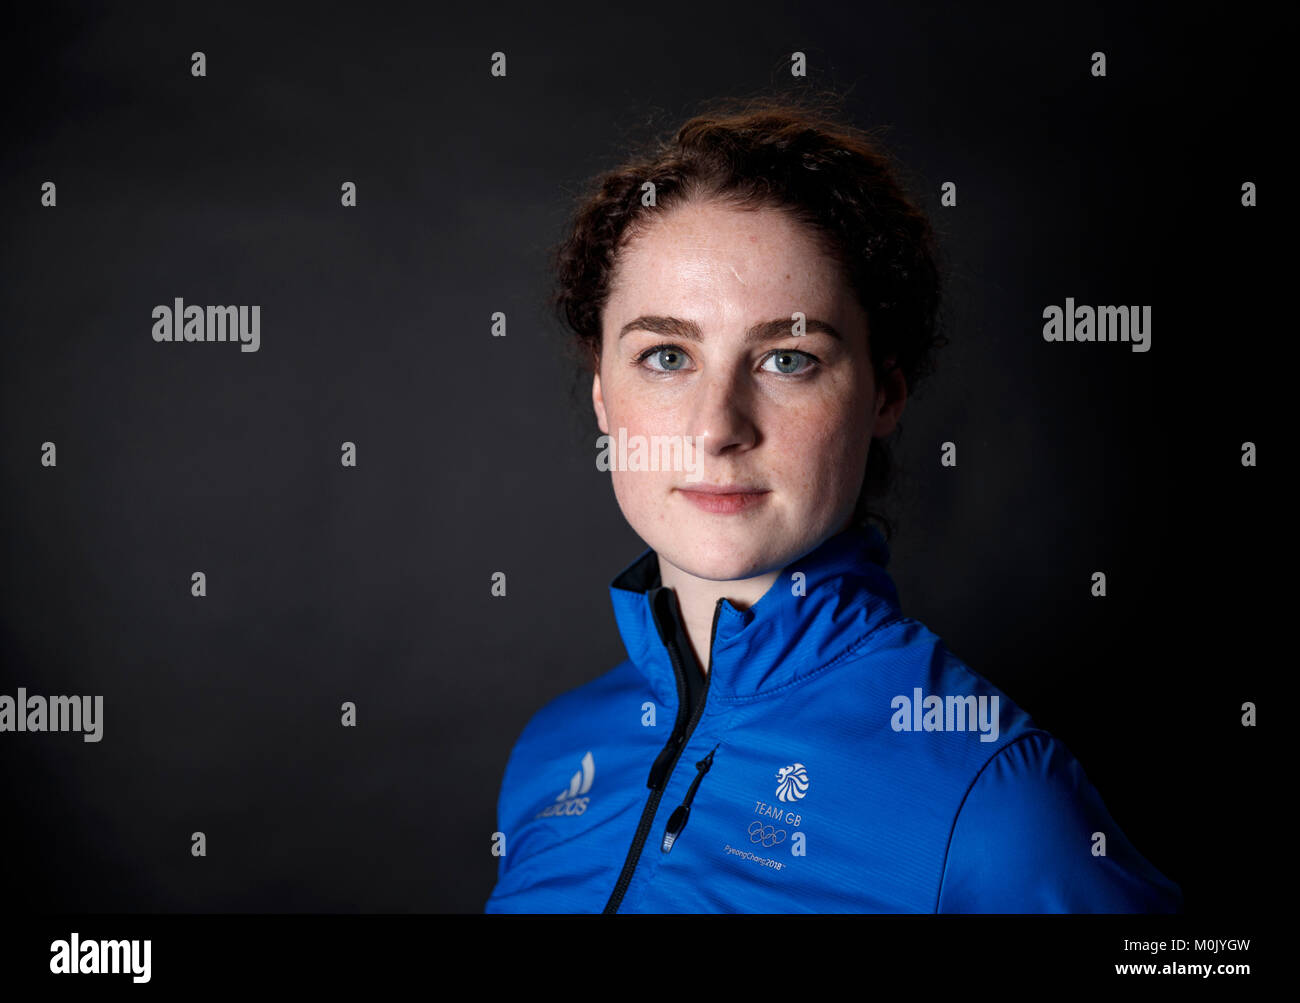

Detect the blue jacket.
[{"left": 485, "top": 524, "right": 1183, "bottom": 913}]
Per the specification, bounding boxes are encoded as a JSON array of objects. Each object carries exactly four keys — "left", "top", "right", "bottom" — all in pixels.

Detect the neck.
[{"left": 657, "top": 555, "right": 779, "bottom": 676}]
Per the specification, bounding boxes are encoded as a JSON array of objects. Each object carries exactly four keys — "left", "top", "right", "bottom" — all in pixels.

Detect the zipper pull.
[{"left": 660, "top": 745, "right": 718, "bottom": 853}]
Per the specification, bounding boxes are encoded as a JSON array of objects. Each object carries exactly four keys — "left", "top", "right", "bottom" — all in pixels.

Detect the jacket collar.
[{"left": 608, "top": 523, "right": 902, "bottom": 706}]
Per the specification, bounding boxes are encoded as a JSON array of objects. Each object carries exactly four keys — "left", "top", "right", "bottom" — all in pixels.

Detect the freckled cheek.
[
  {"left": 768, "top": 425, "right": 840, "bottom": 489},
  {"left": 602, "top": 390, "right": 679, "bottom": 511},
  {"left": 610, "top": 468, "right": 677, "bottom": 532},
  {"left": 767, "top": 399, "right": 869, "bottom": 490},
  {"left": 602, "top": 381, "right": 685, "bottom": 437}
]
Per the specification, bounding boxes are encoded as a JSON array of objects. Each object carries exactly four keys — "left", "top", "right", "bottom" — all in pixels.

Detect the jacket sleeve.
[
  {"left": 483, "top": 719, "right": 531, "bottom": 913},
  {"left": 936, "top": 730, "right": 1183, "bottom": 913}
]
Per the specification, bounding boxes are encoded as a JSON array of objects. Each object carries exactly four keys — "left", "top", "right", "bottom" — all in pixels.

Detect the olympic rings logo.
[{"left": 748, "top": 820, "right": 787, "bottom": 847}]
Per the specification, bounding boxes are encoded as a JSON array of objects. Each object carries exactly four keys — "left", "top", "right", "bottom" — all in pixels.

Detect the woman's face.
[{"left": 593, "top": 198, "right": 905, "bottom": 583}]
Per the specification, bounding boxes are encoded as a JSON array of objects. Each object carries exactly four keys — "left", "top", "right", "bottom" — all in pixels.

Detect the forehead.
[{"left": 603, "top": 200, "right": 857, "bottom": 333}]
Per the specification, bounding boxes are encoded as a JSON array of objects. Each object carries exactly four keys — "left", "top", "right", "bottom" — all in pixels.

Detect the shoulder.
[
  {"left": 493, "top": 659, "right": 644, "bottom": 807},
  {"left": 832, "top": 619, "right": 1181, "bottom": 912},
  {"left": 506, "top": 658, "right": 646, "bottom": 757},
  {"left": 937, "top": 729, "right": 1183, "bottom": 913},
  {"left": 825, "top": 614, "right": 1048, "bottom": 762}
]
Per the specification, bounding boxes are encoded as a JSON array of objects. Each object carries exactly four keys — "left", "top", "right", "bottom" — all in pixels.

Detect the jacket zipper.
[{"left": 602, "top": 593, "right": 725, "bottom": 914}]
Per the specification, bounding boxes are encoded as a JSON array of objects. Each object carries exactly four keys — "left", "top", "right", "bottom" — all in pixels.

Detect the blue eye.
[
  {"left": 639, "top": 346, "right": 690, "bottom": 371},
  {"left": 762, "top": 350, "right": 815, "bottom": 375}
]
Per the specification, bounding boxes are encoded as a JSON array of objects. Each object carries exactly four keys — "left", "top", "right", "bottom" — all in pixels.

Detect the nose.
[{"left": 687, "top": 363, "right": 759, "bottom": 457}]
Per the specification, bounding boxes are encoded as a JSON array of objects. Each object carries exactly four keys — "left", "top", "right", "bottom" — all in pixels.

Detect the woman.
[{"left": 485, "top": 96, "right": 1182, "bottom": 913}]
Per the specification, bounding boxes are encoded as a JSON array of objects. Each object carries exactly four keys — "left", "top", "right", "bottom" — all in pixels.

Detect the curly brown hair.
[{"left": 549, "top": 91, "right": 948, "bottom": 542}]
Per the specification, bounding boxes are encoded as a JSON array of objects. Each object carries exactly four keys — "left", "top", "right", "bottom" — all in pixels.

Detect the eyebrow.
[{"left": 617, "top": 315, "right": 843, "bottom": 342}]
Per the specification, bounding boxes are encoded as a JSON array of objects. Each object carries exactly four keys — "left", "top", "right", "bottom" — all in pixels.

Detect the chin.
[
  {"left": 661, "top": 549, "right": 766, "bottom": 584},
  {"left": 655, "top": 520, "right": 798, "bottom": 583}
]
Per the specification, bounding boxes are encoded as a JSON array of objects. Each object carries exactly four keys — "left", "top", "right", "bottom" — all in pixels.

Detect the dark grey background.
[{"left": 1, "top": 0, "right": 1277, "bottom": 913}]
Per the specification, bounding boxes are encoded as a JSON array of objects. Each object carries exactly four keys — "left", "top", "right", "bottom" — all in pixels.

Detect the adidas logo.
[{"left": 534, "top": 751, "right": 594, "bottom": 818}]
